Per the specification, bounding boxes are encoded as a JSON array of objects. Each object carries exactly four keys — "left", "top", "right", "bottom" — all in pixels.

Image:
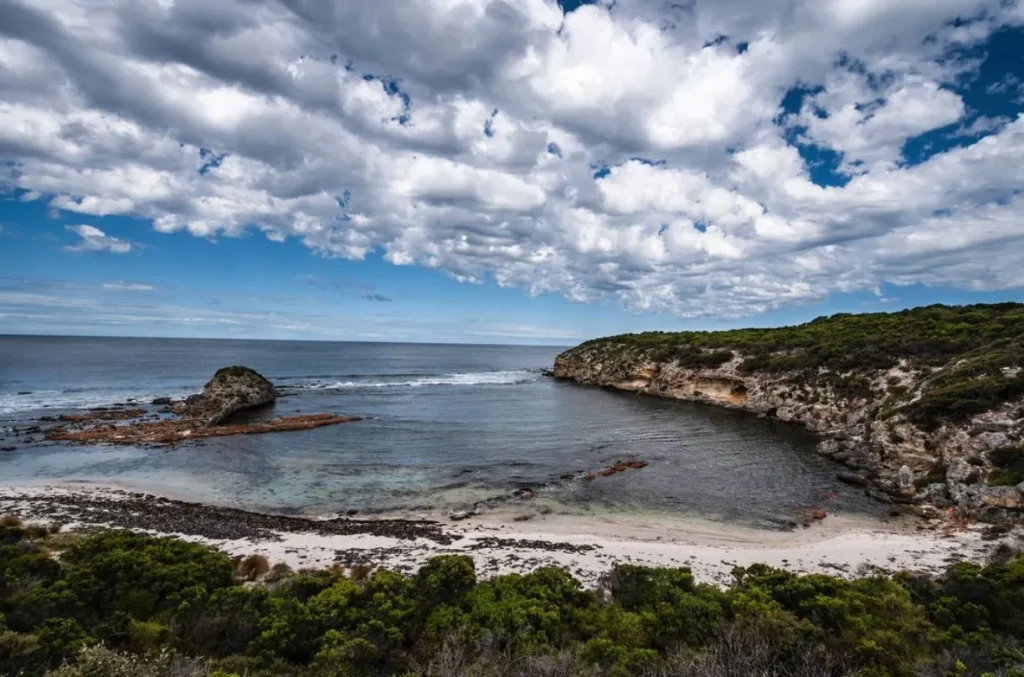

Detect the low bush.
[
  {"left": 235, "top": 554, "right": 271, "bottom": 581},
  {"left": 0, "top": 529, "right": 1023, "bottom": 677},
  {"left": 989, "top": 445, "right": 1024, "bottom": 486}
]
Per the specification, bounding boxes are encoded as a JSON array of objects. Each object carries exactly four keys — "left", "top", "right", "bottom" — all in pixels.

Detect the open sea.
[{"left": 0, "top": 336, "right": 884, "bottom": 526}]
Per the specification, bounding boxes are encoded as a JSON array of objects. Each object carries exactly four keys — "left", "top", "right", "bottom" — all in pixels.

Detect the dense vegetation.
[
  {"left": 3, "top": 523, "right": 1024, "bottom": 677},
  {"left": 570, "top": 303, "right": 1024, "bottom": 430}
]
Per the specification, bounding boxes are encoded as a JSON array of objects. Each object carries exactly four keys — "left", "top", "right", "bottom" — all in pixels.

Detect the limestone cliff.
[{"left": 554, "top": 304, "right": 1024, "bottom": 517}]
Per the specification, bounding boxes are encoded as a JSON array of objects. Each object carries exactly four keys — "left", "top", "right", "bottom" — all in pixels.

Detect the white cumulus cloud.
[{"left": 0, "top": 0, "right": 1022, "bottom": 317}]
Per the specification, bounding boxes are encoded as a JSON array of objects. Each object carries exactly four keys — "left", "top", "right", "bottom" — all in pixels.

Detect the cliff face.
[{"left": 554, "top": 305, "right": 1024, "bottom": 517}]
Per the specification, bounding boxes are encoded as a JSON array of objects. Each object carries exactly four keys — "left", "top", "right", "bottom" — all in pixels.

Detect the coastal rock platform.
[
  {"left": 48, "top": 413, "right": 361, "bottom": 445},
  {"left": 40, "top": 366, "right": 361, "bottom": 446}
]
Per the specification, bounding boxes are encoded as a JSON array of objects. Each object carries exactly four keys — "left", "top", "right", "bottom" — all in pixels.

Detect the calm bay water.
[{"left": 0, "top": 336, "right": 883, "bottom": 526}]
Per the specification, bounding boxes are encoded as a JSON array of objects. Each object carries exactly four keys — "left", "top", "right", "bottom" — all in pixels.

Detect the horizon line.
[{"left": 0, "top": 331, "right": 577, "bottom": 349}]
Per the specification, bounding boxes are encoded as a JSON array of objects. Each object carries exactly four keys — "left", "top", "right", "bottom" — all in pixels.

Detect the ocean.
[{"left": 0, "top": 335, "right": 883, "bottom": 526}]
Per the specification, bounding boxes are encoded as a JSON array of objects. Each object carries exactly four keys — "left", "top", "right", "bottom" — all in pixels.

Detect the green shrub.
[
  {"left": 0, "top": 629, "right": 41, "bottom": 675},
  {"left": 989, "top": 445, "right": 1024, "bottom": 486},
  {"left": 414, "top": 555, "right": 476, "bottom": 608},
  {"left": 1, "top": 528, "right": 1024, "bottom": 677},
  {"left": 59, "top": 531, "right": 234, "bottom": 624},
  {"left": 904, "top": 377, "right": 1024, "bottom": 432}
]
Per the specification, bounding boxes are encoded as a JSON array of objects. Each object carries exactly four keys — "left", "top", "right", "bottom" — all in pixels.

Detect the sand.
[{"left": 0, "top": 483, "right": 1000, "bottom": 588}]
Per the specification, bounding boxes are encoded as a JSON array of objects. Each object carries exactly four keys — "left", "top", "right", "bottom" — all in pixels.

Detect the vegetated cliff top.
[{"left": 561, "top": 303, "right": 1024, "bottom": 431}]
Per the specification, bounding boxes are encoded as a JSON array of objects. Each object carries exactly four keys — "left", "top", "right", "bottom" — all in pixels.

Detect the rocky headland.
[{"left": 554, "top": 303, "right": 1024, "bottom": 520}]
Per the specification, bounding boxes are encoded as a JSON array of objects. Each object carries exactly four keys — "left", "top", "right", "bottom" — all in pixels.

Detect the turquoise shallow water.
[{"left": 0, "top": 336, "right": 885, "bottom": 526}]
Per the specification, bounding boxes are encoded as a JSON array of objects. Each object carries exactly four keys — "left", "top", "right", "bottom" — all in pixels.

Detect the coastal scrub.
[{"left": 2, "top": 526, "right": 1023, "bottom": 677}]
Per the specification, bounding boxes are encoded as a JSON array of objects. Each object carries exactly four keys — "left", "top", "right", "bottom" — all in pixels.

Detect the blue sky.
[{"left": 1, "top": 0, "right": 1023, "bottom": 344}]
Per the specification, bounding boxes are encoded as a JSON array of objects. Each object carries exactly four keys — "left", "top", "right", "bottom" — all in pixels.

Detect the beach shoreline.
[{"left": 0, "top": 482, "right": 1000, "bottom": 588}]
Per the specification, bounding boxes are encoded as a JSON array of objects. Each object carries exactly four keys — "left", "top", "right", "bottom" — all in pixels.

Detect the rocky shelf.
[
  {"left": 48, "top": 413, "right": 362, "bottom": 445},
  {"left": 42, "top": 366, "right": 361, "bottom": 446}
]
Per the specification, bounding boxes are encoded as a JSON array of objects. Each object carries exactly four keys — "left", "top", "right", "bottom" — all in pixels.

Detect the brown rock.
[
  {"left": 47, "top": 413, "right": 362, "bottom": 446},
  {"left": 59, "top": 409, "right": 145, "bottom": 423},
  {"left": 982, "top": 487, "right": 1023, "bottom": 510},
  {"left": 183, "top": 366, "right": 277, "bottom": 427}
]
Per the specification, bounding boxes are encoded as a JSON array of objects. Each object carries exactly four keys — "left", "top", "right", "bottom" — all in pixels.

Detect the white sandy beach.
[{"left": 0, "top": 483, "right": 998, "bottom": 588}]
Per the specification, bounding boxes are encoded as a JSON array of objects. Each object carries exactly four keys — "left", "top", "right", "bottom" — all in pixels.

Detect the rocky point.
[{"left": 553, "top": 304, "right": 1024, "bottom": 521}]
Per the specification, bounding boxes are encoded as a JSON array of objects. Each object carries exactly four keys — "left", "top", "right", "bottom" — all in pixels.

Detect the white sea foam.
[
  {"left": 303, "top": 369, "right": 542, "bottom": 390},
  {"left": 0, "top": 370, "right": 544, "bottom": 414},
  {"left": 0, "top": 388, "right": 198, "bottom": 415}
]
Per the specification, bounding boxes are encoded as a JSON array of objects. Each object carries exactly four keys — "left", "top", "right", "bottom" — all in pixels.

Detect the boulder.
[
  {"left": 817, "top": 439, "right": 841, "bottom": 457},
  {"left": 183, "top": 366, "right": 277, "bottom": 427},
  {"left": 916, "top": 482, "right": 951, "bottom": 507},
  {"left": 979, "top": 432, "right": 1012, "bottom": 450},
  {"left": 896, "top": 465, "right": 915, "bottom": 496},
  {"left": 836, "top": 471, "right": 868, "bottom": 486},
  {"left": 982, "top": 487, "right": 1024, "bottom": 510},
  {"left": 946, "top": 459, "right": 974, "bottom": 484},
  {"left": 948, "top": 482, "right": 984, "bottom": 509}
]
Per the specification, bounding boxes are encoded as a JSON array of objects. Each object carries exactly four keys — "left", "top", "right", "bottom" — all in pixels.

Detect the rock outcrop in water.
[
  {"left": 180, "top": 365, "right": 277, "bottom": 426},
  {"left": 553, "top": 303, "right": 1024, "bottom": 519},
  {"left": 46, "top": 366, "right": 362, "bottom": 446},
  {"left": 49, "top": 413, "right": 362, "bottom": 445}
]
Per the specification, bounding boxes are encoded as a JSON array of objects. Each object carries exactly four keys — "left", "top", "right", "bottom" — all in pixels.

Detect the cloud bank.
[{"left": 2, "top": 0, "right": 1023, "bottom": 317}]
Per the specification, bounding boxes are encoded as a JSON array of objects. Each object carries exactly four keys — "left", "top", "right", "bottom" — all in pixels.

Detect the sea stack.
[{"left": 182, "top": 366, "right": 277, "bottom": 427}]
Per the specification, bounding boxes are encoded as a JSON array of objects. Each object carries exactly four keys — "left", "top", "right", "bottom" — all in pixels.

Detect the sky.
[{"left": 0, "top": 0, "right": 1023, "bottom": 345}]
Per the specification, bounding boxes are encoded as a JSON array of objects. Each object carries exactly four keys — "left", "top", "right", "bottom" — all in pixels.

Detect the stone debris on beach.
[
  {"left": 0, "top": 485, "right": 999, "bottom": 589},
  {"left": 47, "top": 413, "right": 362, "bottom": 445},
  {"left": 0, "top": 488, "right": 460, "bottom": 544},
  {"left": 466, "top": 536, "right": 596, "bottom": 554}
]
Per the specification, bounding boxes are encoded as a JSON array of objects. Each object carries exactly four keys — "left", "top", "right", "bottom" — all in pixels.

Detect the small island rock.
[{"left": 183, "top": 366, "right": 277, "bottom": 427}]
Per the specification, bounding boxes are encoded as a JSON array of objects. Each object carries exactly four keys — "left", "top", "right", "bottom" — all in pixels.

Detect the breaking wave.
[
  {"left": 298, "top": 369, "right": 543, "bottom": 391},
  {"left": 0, "top": 387, "right": 198, "bottom": 415}
]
